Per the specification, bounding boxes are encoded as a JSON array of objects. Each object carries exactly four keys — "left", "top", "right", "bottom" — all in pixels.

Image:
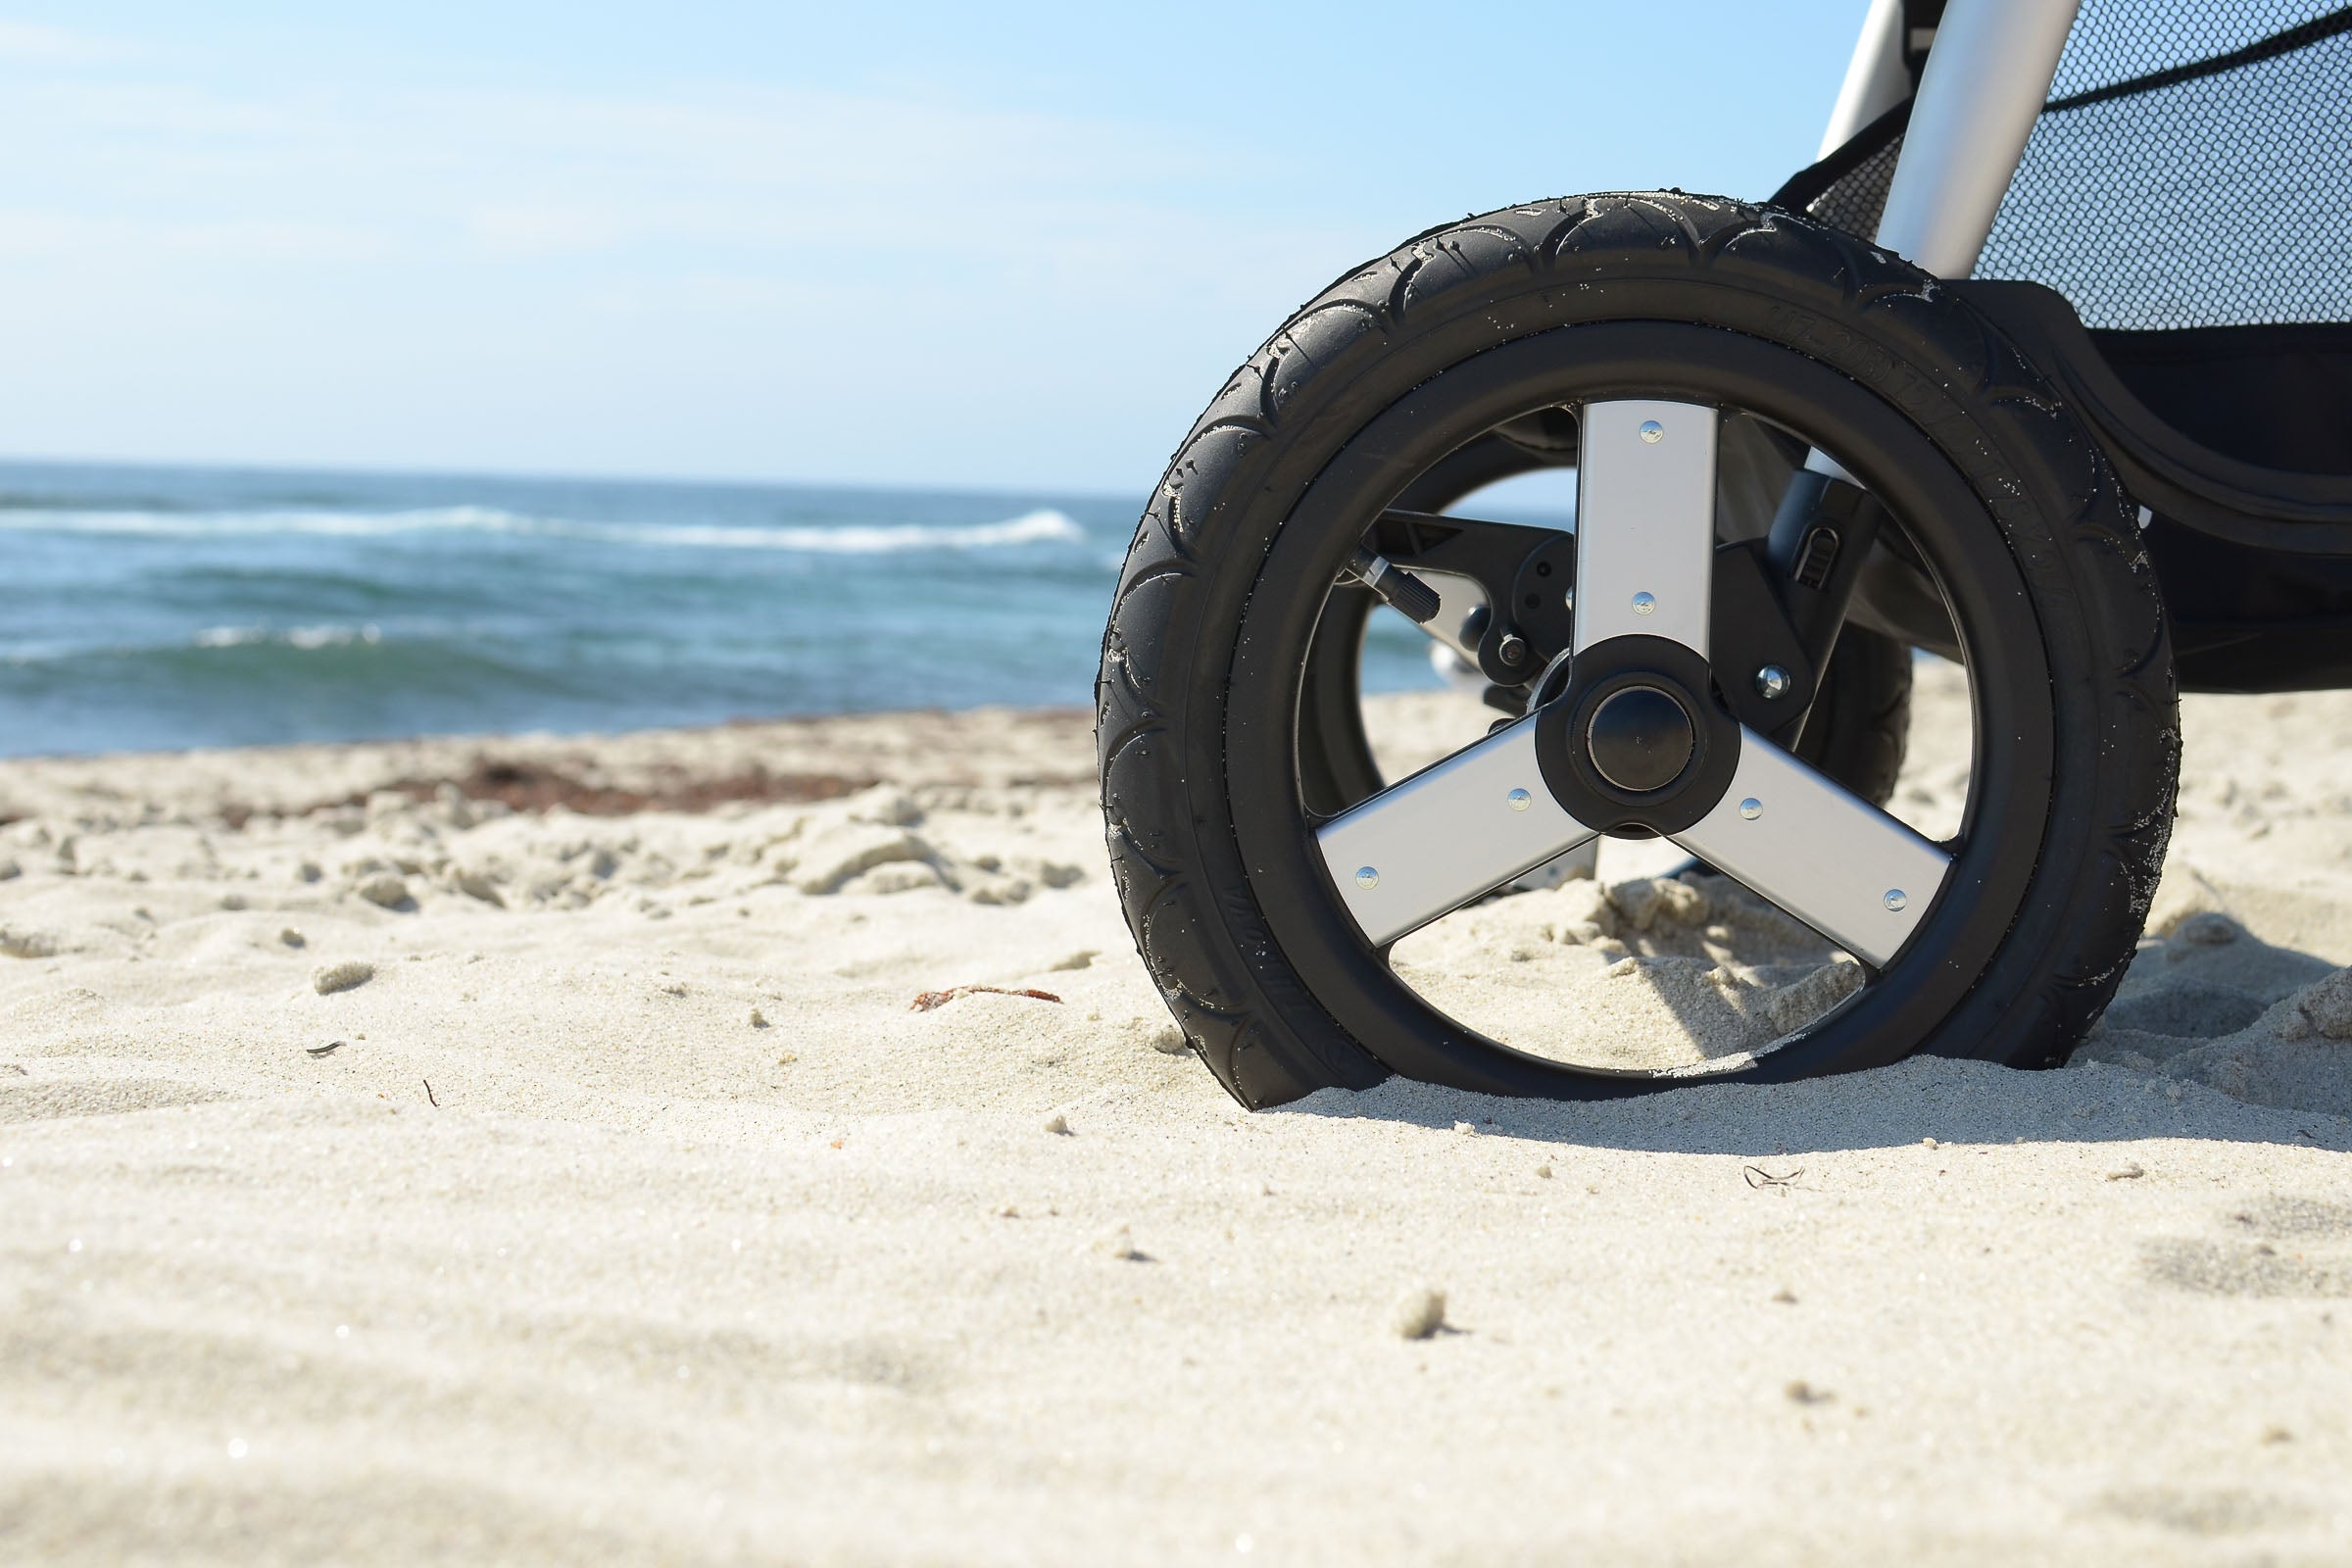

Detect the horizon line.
[{"left": 0, "top": 450, "right": 1149, "bottom": 507}]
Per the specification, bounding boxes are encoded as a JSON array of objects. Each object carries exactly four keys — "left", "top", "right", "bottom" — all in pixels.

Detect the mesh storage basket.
[{"left": 1787, "top": 1, "right": 2352, "bottom": 328}]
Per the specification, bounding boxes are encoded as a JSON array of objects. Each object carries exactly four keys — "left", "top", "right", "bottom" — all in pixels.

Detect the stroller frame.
[{"left": 1799, "top": 0, "right": 2352, "bottom": 691}]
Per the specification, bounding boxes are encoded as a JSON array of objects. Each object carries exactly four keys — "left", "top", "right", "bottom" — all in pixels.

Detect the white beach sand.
[{"left": 4, "top": 669, "right": 2351, "bottom": 1564}]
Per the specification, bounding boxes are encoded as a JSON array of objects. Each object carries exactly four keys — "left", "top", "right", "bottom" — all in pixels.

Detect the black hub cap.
[
  {"left": 1585, "top": 685, "right": 1693, "bottom": 792},
  {"left": 1533, "top": 634, "right": 1741, "bottom": 837}
]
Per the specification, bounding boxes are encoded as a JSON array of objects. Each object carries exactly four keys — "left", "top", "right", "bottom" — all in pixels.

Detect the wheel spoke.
[
  {"left": 1669, "top": 728, "right": 1951, "bottom": 968},
  {"left": 1316, "top": 717, "right": 1597, "bottom": 947},
  {"left": 1574, "top": 401, "right": 1719, "bottom": 656}
]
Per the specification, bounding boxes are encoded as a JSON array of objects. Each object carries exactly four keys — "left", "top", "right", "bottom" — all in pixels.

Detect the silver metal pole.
[
  {"left": 1875, "top": 0, "right": 2080, "bottom": 276},
  {"left": 1820, "top": 0, "right": 1911, "bottom": 157}
]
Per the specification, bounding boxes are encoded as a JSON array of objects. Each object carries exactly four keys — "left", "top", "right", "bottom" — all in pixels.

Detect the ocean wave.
[
  {"left": 0, "top": 504, "right": 1089, "bottom": 554},
  {"left": 5, "top": 624, "right": 400, "bottom": 666},
  {"left": 193, "top": 624, "right": 384, "bottom": 650}
]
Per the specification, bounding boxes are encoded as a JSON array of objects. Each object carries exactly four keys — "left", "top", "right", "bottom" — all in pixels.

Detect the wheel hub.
[
  {"left": 1533, "top": 634, "right": 1741, "bottom": 837},
  {"left": 1584, "top": 685, "right": 1694, "bottom": 792}
]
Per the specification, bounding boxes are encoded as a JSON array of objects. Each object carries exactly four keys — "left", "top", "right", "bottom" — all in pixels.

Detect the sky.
[{"left": 0, "top": 3, "right": 1871, "bottom": 495}]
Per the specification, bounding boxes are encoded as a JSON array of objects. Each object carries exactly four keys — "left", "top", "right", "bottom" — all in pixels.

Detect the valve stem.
[{"left": 1345, "top": 548, "right": 1441, "bottom": 624}]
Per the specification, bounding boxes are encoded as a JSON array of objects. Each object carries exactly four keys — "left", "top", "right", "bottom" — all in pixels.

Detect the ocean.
[{"left": 1, "top": 460, "right": 1472, "bottom": 759}]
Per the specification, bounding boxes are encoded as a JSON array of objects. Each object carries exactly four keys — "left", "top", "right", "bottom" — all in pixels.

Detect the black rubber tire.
[
  {"left": 1096, "top": 193, "right": 2178, "bottom": 1108},
  {"left": 1792, "top": 626, "right": 1913, "bottom": 808}
]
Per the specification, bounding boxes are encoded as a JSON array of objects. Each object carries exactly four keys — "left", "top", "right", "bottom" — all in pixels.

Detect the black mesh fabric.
[
  {"left": 1793, "top": 1, "right": 2352, "bottom": 328},
  {"left": 1807, "top": 122, "right": 1907, "bottom": 240}
]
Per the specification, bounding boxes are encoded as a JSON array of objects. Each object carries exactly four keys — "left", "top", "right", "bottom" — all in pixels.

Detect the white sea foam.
[
  {"left": 193, "top": 624, "right": 383, "bottom": 650},
  {"left": 0, "top": 504, "right": 1088, "bottom": 554}
]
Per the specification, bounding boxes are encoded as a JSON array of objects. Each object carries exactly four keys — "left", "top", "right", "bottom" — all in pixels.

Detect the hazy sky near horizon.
[{"left": 0, "top": 3, "right": 1868, "bottom": 494}]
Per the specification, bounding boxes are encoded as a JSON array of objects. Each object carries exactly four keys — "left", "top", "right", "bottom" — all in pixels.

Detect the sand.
[{"left": 3, "top": 669, "right": 2351, "bottom": 1563}]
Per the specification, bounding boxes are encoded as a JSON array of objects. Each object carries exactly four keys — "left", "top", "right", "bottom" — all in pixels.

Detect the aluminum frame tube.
[
  {"left": 1874, "top": 0, "right": 2080, "bottom": 277},
  {"left": 1821, "top": 0, "right": 1912, "bottom": 157}
]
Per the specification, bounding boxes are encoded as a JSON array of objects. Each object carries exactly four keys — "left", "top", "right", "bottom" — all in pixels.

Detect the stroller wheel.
[{"left": 1098, "top": 193, "right": 2179, "bottom": 1106}]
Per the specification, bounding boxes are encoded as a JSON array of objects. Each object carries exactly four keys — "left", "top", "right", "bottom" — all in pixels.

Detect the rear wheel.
[{"left": 1097, "top": 194, "right": 2178, "bottom": 1106}]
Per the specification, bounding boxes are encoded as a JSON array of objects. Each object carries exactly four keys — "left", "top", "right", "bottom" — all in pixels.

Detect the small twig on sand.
[
  {"left": 909, "top": 985, "right": 1063, "bottom": 1012},
  {"left": 422, "top": 1078, "right": 439, "bottom": 1107},
  {"left": 1742, "top": 1164, "right": 1805, "bottom": 1189}
]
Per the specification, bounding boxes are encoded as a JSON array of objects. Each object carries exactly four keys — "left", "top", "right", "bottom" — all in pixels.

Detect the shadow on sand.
[{"left": 1276, "top": 915, "right": 2352, "bottom": 1158}]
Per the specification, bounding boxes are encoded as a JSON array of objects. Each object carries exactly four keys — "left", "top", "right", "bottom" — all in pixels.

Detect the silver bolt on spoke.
[
  {"left": 1507, "top": 788, "right": 1532, "bottom": 810},
  {"left": 1639, "top": 419, "right": 1664, "bottom": 443},
  {"left": 1631, "top": 592, "right": 1655, "bottom": 614},
  {"left": 1740, "top": 797, "right": 1763, "bottom": 820},
  {"left": 1355, "top": 867, "right": 1380, "bottom": 889},
  {"left": 1884, "top": 889, "right": 1907, "bottom": 911},
  {"left": 1754, "top": 664, "right": 1791, "bottom": 700}
]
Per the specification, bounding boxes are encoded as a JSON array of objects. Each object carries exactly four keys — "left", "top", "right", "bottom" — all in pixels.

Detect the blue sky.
[{"left": 0, "top": 3, "right": 1868, "bottom": 493}]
